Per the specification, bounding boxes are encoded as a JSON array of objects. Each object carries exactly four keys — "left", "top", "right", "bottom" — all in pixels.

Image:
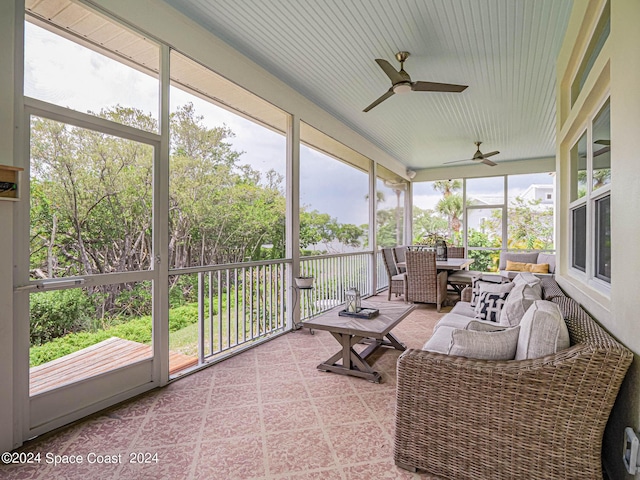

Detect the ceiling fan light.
[{"left": 393, "top": 83, "right": 412, "bottom": 94}]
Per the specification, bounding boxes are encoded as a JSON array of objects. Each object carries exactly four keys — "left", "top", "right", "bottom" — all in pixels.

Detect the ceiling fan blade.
[
  {"left": 363, "top": 88, "right": 395, "bottom": 112},
  {"left": 412, "top": 81, "right": 468, "bottom": 93},
  {"left": 481, "top": 150, "right": 500, "bottom": 158},
  {"left": 595, "top": 139, "right": 610, "bottom": 145},
  {"left": 375, "top": 59, "right": 404, "bottom": 84},
  {"left": 443, "top": 158, "right": 473, "bottom": 165},
  {"left": 481, "top": 158, "right": 498, "bottom": 166}
]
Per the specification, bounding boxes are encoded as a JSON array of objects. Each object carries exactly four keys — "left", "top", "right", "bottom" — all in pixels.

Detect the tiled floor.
[{"left": 1, "top": 294, "right": 447, "bottom": 480}]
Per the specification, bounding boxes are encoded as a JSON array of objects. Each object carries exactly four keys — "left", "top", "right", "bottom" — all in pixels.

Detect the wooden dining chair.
[{"left": 404, "top": 250, "right": 448, "bottom": 312}]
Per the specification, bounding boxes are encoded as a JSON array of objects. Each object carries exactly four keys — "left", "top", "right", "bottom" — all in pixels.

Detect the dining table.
[{"left": 397, "top": 258, "right": 475, "bottom": 271}]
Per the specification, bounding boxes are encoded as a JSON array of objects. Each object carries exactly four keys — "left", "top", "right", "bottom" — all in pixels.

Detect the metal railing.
[
  {"left": 168, "top": 251, "right": 380, "bottom": 373},
  {"left": 299, "top": 251, "right": 372, "bottom": 321},
  {"left": 376, "top": 250, "right": 388, "bottom": 292},
  {"left": 168, "top": 259, "right": 288, "bottom": 372}
]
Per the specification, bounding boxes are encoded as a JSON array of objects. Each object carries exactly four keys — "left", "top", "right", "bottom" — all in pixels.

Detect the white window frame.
[{"left": 568, "top": 96, "right": 611, "bottom": 292}]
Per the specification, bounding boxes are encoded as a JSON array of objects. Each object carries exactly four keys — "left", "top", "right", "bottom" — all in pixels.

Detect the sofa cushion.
[
  {"left": 422, "top": 326, "right": 456, "bottom": 354},
  {"left": 499, "top": 252, "right": 540, "bottom": 270},
  {"left": 423, "top": 325, "right": 520, "bottom": 360},
  {"left": 537, "top": 253, "right": 556, "bottom": 273},
  {"left": 474, "top": 291, "right": 510, "bottom": 322},
  {"left": 500, "top": 283, "right": 543, "bottom": 327},
  {"left": 434, "top": 312, "right": 477, "bottom": 331},
  {"left": 515, "top": 300, "right": 570, "bottom": 360},
  {"left": 471, "top": 278, "right": 514, "bottom": 307},
  {"left": 450, "top": 301, "right": 476, "bottom": 318},
  {"left": 466, "top": 320, "right": 509, "bottom": 332}
]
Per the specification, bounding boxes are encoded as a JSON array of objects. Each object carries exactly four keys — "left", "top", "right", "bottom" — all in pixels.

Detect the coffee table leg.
[
  {"left": 316, "top": 332, "right": 382, "bottom": 383},
  {"left": 384, "top": 332, "right": 407, "bottom": 351}
]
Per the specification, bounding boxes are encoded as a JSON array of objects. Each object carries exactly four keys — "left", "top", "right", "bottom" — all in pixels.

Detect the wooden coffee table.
[{"left": 301, "top": 301, "right": 415, "bottom": 383}]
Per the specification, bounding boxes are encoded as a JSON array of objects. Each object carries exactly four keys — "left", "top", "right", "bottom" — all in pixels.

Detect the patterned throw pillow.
[
  {"left": 474, "top": 291, "right": 510, "bottom": 322},
  {"left": 470, "top": 277, "right": 513, "bottom": 307}
]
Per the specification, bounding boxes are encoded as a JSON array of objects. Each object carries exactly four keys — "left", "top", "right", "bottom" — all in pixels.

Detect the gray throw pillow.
[
  {"left": 449, "top": 326, "right": 520, "bottom": 360},
  {"left": 499, "top": 283, "right": 543, "bottom": 326},
  {"left": 422, "top": 325, "right": 520, "bottom": 361}
]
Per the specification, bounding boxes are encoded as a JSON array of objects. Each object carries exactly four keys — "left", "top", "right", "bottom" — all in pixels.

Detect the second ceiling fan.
[
  {"left": 444, "top": 142, "right": 500, "bottom": 167},
  {"left": 363, "top": 52, "right": 468, "bottom": 112}
]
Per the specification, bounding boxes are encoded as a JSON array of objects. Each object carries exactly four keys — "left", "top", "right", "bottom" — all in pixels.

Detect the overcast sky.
[{"left": 25, "top": 22, "right": 553, "bottom": 228}]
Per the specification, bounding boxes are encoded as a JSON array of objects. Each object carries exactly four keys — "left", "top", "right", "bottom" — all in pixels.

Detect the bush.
[
  {"left": 30, "top": 289, "right": 95, "bottom": 346},
  {"left": 29, "top": 302, "right": 204, "bottom": 367}
]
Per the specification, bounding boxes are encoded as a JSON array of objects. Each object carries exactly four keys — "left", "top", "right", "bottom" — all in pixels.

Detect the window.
[
  {"left": 569, "top": 98, "right": 611, "bottom": 284},
  {"left": 377, "top": 166, "right": 406, "bottom": 247},
  {"left": 465, "top": 177, "right": 504, "bottom": 272},
  {"left": 571, "top": 1, "right": 610, "bottom": 106},
  {"left": 507, "top": 173, "right": 555, "bottom": 250},
  {"left": 412, "top": 179, "right": 463, "bottom": 246},
  {"left": 412, "top": 172, "right": 556, "bottom": 273},
  {"left": 169, "top": 51, "right": 288, "bottom": 266},
  {"left": 299, "top": 122, "right": 370, "bottom": 254},
  {"left": 572, "top": 205, "right": 587, "bottom": 272},
  {"left": 595, "top": 195, "right": 611, "bottom": 282},
  {"left": 25, "top": 12, "right": 159, "bottom": 133}
]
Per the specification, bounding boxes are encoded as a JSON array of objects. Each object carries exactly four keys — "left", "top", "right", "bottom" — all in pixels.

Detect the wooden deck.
[{"left": 30, "top": 337, "right": 198, "bottom": 396}]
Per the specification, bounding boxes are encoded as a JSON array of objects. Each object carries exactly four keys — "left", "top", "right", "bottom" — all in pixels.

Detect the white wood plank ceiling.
[{"left": 162, "top": 0, "right": 573, "bottom": 171}]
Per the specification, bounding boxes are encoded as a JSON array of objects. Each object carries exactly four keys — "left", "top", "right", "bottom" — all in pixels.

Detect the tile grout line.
[
  {"left": 291, "top": 334, "right": 348, "bottom": 480},
  {"left": 185, "top": 372, "right": 217, "bottom": 480}
]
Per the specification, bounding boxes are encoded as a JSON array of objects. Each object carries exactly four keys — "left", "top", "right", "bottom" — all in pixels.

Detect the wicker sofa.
[{"left": 394, "top": 275, "right": 633, "bottom": 480}]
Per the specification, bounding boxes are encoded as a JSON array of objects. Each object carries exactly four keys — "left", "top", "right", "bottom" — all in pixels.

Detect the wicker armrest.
[{"left": 395, "top": 345, "right": 632, "bottom": 479}]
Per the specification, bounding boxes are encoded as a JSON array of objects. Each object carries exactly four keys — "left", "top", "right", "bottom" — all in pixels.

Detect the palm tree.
[
  {"left": 433, "top": 180, "right": 463, "bottom": 241},
  {"left": 433, "top": 179, "right": 462, "bottom": 198}
]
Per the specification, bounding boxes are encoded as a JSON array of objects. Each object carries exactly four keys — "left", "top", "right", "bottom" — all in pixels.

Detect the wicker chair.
[
  {"left": 381, "top": 247, "right": 405, "bottom": 301},
  {"left": 394, "top": 281, "right": 633, "bottom": 479},
  {"left": 392, "top": 245, "right": 408, "bottom": 273},
  {"left": 404, "top": 250, "right": 448, "bottom": 312},
  {"left": 447, "top": 246, "right": 481, "bottom": 290}
]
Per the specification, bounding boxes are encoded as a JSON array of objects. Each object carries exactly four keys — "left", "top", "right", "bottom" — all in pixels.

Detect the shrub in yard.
[
  {"left": 29, "top": 289, "right": 95, "bottom": 346},
  {"left": 29, "top": 303, "right": 203, "bottom": 367}
]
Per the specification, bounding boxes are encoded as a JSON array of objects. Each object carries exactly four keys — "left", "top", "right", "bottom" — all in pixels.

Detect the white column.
[
  {"left": 286, "top": 115, "right": 300, "bottom": 328},
  {"left": 1, "top": 0, "right": 22, "bottom": 452},
  {"left": 154, "top": 44, "right": 171, "bottom": 386},
  {"left": 369, "top": 162, "right": 377, "bottom": 294},
  {"left": 405, "top": 181, "right": 413, "bottom": 245}
]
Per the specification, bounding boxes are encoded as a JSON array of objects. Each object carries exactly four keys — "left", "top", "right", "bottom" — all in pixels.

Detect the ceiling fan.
[
  {"left": 444, "top": 142, "right": 500, "bottom": 167},
  {"left": 363, "top": 51, "right": 468, "bottom": 112}
]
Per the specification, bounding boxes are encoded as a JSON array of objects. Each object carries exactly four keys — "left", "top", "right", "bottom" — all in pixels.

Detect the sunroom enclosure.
[
  {"left": 16, "top": 0, "right": 557, "bottom": 442},
  {"left": 19, "top": 0, "right": 410, "bottom": 435}
]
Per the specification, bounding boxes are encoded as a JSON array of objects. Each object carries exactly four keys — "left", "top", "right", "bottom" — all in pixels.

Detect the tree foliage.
[{"left": 28, "top": 103, "right": 363, "bottom": 340}]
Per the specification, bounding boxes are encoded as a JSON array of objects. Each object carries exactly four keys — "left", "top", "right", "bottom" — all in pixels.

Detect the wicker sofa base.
[{"left": 394, "top": 277, "right": 632, "bottom": 480}]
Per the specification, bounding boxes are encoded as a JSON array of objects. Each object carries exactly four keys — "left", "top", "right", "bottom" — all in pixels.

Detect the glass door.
[{"left": 22, "top": 105, "right": 162, "bottom": 434}]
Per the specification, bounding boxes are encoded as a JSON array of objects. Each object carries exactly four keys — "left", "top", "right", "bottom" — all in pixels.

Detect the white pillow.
[
  {"left": 499, "top": 283, "right": 543, "bottom": 327},
  {"left": 514, "top": 300, "right": 570, "bottom": 360},
  {"left": 513, "top": 272, "right": 543, "bottom": 297},
  {"left": 471, "top": 280, "right": 514, "bottom": 307},
  {"left": 474, "top": 290, "right": 510, "bottom": 322},
  {"left": 423, "top": 325, "right": 520, "bottom": 361}
]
